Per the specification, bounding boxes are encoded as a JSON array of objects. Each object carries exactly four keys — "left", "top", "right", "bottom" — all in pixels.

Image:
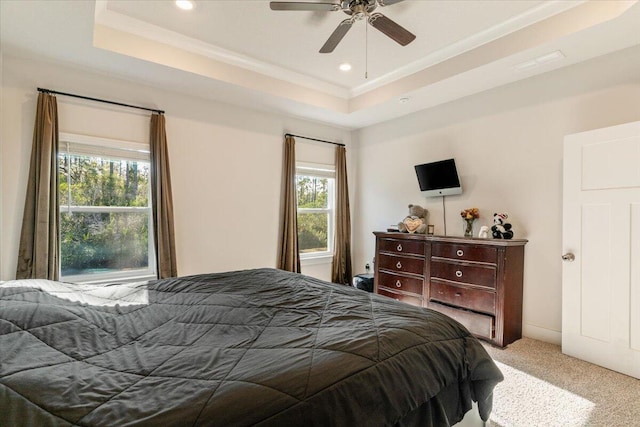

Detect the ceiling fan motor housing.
[
  {"left": 270, "top": 0, "right": 414, "bottom": 53},
  {"left": 342, "top": 0, "right": 378, "bottom": 17}
]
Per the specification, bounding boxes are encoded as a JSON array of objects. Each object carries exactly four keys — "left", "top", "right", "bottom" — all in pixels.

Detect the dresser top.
[{"left": 374, "top": 231, "right": 528, "bottom": 246}]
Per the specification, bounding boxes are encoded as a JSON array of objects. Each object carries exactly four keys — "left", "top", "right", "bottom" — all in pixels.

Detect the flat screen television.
[{"left": 414, "top": 158, "right": 462, "bottom": 197}]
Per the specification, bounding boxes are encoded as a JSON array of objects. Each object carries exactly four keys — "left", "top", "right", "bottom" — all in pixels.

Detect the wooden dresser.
[{"left": 374, "top": 232, "right": 527, "bottom": 347}]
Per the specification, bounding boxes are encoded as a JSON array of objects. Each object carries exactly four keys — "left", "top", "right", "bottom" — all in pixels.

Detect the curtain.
[
  {"left": 331, "top": 145, "right": 352, "bottom": 285},
  {"left": 278, "top": 135, "right": 301, "bottom": 272},
  {"left": 16, "top": 92, "right": 60, "bottom": 280},
  {"left": 150, "top": 113, "right": 178, "bottom": 279}
]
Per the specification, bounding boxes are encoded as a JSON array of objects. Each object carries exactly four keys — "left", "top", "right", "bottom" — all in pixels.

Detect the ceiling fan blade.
[
  {"left": 377, "top": 0, "right": 406, "bottom": 6},
  {"left": 320, "top": 18, "right": 354, "bottom": 53},
  {"left": 270, "top": 2, "right": 340, "bottom": 11},
  {"left": 368, "top": 13, "right": 415, "bottom": 46}
]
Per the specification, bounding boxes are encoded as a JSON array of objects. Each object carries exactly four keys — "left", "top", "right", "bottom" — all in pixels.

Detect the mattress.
[{"left": 0, "top": 268, "right": 502, "bottom": 426}]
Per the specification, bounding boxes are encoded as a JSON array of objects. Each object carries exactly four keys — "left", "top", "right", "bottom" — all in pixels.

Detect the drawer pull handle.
[
  {"left": 396, "top": 261, "right": 402, "bottom": 269},
  {"left": 395, "top": 280, "right": 402, "bottom": 288},
  {"left": 455, "top": 270, "right": 463, "bottom": 278},
  {"left": 455, "top": 292, "right": 462, "bottom": 297},
  {"left": 456, "top": 249, "right": 464, "bottom": 257},
  {"left": 397, "top": 244, "right": 403, "bottom": 252}
]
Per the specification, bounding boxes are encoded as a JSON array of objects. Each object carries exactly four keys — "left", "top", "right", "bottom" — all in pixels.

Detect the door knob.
[{"left": 562, "top": 253, "right": 575, "bottom": 262}]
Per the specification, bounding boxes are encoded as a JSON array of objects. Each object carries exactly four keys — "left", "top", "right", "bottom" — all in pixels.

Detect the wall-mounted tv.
[{"left": 414, "top": 158, "right": 462, "bottom": 197}]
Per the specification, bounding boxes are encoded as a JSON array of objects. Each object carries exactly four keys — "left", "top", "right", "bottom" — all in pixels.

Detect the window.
[
  {"left": 58, "top": 133, "right": 156, "bottom": 283},
  {"left": 296, "top": 163, "right": 335, "bottom": 259}
]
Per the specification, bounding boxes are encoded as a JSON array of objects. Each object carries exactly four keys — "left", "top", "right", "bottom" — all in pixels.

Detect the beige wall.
[
  {"left": 352, "top": 45, "right": 640, "bottom": 344},
  {"left": 3, "top": 45, "right": 640, "bottom": 345},
  {"left": 0, "top": 55, "right": 353, "bottom": 282}
]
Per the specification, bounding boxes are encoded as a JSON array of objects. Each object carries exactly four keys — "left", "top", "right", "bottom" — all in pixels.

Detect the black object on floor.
[{"left": 353, "top": 273, "right": 374, "bottom": 293}]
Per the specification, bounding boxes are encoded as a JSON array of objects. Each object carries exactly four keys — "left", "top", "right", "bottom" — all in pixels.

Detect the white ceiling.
[
  {"left": 103, "top": 0, "right": 552, "bottom": 92},
  {"left": 1, "top": 0, "right": 639, "bottom": 129}
]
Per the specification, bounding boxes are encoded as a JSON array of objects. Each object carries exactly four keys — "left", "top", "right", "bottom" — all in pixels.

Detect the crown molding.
[
  {"left": 94, "top": 0, "right": 349, "bottom": 99},
  {"left": 95, "top": 0, "right": 585, "bottom": 101},
  {"left": 349, "top": 0, "right": 586, "bottom": 97}
]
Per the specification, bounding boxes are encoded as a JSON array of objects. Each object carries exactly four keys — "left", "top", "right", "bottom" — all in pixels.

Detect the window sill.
[
  {"left": 62, "top": 272, "right": 157, "bottom": 285},
  {"left": 300, "top": 254, "right": 333, "bottom": 266}
]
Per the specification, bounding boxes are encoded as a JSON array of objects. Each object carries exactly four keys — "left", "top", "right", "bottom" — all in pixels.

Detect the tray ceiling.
[{"left": 2, "top": 0, "right": 639, "bottom": 128}]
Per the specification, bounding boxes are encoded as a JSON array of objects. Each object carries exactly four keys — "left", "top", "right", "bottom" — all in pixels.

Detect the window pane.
[
  {"left": 58, "top": 153, "right": 149, "bottom": 207},
  {"left": 296, "top": 175, "right": 328, "bottom": 209},
  {"left": 297, "top": 212, "right": 328, "bottom": 253},
  {"left": 60, "top": 211, "right": 150, "bottom": 277},
  {"left": 58, "top": 147, "right": 154, "bottom": 281}
]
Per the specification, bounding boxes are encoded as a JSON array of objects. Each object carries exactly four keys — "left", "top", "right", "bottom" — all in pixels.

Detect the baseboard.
[{"left": 522, "top": 323, "right": 561, "bottom": 345}]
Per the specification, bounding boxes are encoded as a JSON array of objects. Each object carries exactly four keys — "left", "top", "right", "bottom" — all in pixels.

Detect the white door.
[{"left": 562, "top": 121, "right": 640, "bottom": 379}]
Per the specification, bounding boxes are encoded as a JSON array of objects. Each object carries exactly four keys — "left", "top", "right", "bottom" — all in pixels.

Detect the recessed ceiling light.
[
  {"left": 339, "top": 63, "right": 352, "bottom": 72},
  {"left": 175, "top": 0, "right": 194, "bottom": 11},
  {"left": 399, "top": 97, "right": 410, "bottom": 104}
]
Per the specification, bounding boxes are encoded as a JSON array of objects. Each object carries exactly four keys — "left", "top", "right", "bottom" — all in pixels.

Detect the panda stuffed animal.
[{"left": 491, "top": 213, "right": 514, "bottom": 239}]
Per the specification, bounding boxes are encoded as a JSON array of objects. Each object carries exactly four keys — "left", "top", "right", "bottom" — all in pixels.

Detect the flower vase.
[{"left": 463, "top": 218, "right": 475, "bottom": 238}]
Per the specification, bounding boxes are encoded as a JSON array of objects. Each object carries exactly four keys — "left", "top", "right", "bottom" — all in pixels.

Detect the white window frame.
[
  {"left": 296, "top": 162, "right": 336, "bottom": 261},
  {"left": 58, "top": 132, "right": 157, "bottom": 284}
]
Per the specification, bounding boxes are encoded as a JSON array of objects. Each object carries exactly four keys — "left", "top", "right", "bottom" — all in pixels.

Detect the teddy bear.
[
  {"left": 491, "top": 212, "right": 514, "bottom": 239},
  {"left": 478, "top": 225, "right": 490, "bottom": 239},
  {"left": 398, "top": 204, "right": 428, "bottom": 234}
]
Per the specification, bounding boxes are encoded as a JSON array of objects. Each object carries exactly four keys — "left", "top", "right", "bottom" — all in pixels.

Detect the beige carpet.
[{"left": 482, "top": 338, "right": 640, "bottom": 427}]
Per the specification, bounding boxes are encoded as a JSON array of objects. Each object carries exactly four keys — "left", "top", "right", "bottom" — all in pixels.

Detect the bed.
[{"left": 0, "top": 268, "right": 502, "bottom": 426}]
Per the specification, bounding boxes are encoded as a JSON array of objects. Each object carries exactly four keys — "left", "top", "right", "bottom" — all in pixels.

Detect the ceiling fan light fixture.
[
  {"left": 175, "top": 0, "right": 194, "bottom": 11},
  {"left": 339, "top": 63, "right": 352, "bottom": 71}
]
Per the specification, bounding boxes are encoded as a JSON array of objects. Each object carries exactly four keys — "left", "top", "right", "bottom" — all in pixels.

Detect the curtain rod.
[
  {"left": 37, "top": 87, "right": 164, "bottom": 115},
  {"left": 285, "top": 133, "right": 344, "bottom": 147}
]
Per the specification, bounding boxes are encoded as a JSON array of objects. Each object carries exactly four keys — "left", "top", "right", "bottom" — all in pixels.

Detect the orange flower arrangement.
[
  {"left": 461, "top": 208, "right": 479, "bottom": 237},
  {"left": 460, "top": 208, "right": 479, "bottom": 220}
]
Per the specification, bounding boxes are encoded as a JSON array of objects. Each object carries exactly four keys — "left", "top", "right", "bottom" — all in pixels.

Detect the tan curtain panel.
[
  {"left": 331, "top": 145, "right": 352, "bottom": 285},
  {"left": 278, "top": 135, "right": 301, "bottom": 272},
  {"left": 16, "top": 92, "right": 60, "bottom": 280},
  {"left": 150, "top": 113, "right": 178, "bottom": 279}
]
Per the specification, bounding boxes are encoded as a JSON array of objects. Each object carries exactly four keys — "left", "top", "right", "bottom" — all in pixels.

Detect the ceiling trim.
[
  {"left": 96, "top": 0, "right": 584, "bottom": 101},
  {"left": 93, "top": 23, "right": 351, "bottom": 114},
  {"left": 349, "top": 0, "right": 638, "bottom": 112},
  {"left": 91, "top": 0, "right": 638, "bottom": 120},
  {"left": 349, "top": 0, "right": 586, "bottom": 97},
  {"left": 2, "top": 0, "right": 638, "bottom": 130},
  {"left": 94, "top": 0, "right": 350, "bottom": 99}
]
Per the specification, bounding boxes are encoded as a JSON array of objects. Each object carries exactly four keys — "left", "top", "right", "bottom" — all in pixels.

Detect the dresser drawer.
[
  {"left": 379, "top": 254, "right": 425, "bottom": 276},
  {"left": 432, "top": 243, "right": 497, "bottom": 264},
  {"left": 429, "top": 280, "right": 496, "bottom": 314},
  {"left": 379, "top": 238, "right": 425, "bottom": 257},
  {"left": 378, "top": 271, "right": 423, "bottom": 295},
  {"left": 374, "top": 232, "right": 526, "bottom": 347},
  {"left": 429, "top": 302, "right": 494, "bottom": 340},
  {"left": 378, "top": 288, "right": 423, "bottom": 307},
  {"left": 430, "top": 260, "right": 496, "bottom": 288}
]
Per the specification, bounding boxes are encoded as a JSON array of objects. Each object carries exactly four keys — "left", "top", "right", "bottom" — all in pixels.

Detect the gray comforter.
[{"left": 0, "top": 268, "right": 502, "bottom": 426}]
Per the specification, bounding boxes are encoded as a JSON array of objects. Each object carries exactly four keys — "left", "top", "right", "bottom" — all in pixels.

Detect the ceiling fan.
[{"left": 270, "top": 0, "right": 416, "bottom": 53}]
